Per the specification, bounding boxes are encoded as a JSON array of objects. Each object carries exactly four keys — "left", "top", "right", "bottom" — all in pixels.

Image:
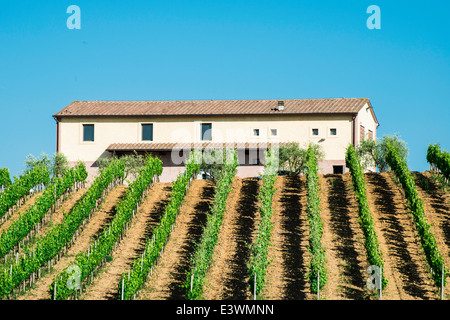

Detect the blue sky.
[{"left": 0, "top": 0, "right": 449, "bottom": 178}]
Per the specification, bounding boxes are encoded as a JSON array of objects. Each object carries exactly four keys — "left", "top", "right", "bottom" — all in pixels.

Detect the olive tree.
[
  {"left": 278, "top": 142, "right": 325, "bottom": 175},
  {"left": 24, "top": 152, "right": 69, "bottom": 181},
  {"left": 356, "top": 134, "right": 408, "bottom": 172},
  {"left": 198, "top": 148, "right": 228, "bottom": 180},
  {"left": 97, "top": 152, "right": 146, "bottom": 181}
]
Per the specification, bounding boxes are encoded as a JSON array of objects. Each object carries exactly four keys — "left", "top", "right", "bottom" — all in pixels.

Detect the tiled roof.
[
  {"left": 53, "top": 98, "right": 372, "bottom": 118},
  {"left": 106, "top": 142, "right": 290, "bottom": 151}
]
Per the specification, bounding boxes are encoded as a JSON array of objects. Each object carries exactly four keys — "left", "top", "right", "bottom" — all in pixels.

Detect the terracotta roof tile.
[
  {"left": 106, "top": 142, "right": 290, "bottom": 152},
  {"left": 53, "top": 98, "right": 372, "bottom": 118}
]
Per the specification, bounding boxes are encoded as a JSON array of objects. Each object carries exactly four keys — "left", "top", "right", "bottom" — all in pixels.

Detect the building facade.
[{"left": 53, "top": 98, "right": 379, "bottom": 182}]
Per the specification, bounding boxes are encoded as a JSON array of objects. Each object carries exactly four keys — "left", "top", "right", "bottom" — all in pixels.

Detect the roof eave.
[
  {"left": 354, "top": 99, "right": 380, "bottom": 127},
  {"left": 53, "top": 112, "right": 359, "bottom": 118}
]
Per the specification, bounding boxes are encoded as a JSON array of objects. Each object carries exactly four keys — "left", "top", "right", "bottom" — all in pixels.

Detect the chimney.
[{"left": 277, "top": 100, "right": 284, "bottom": 111}]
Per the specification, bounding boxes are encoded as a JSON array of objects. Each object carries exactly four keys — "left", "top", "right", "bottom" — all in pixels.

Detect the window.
[
  {"left": 83, "top": 124, "right": 94, "bottom": 142},
  {"left": 312, "top": 128, "right": 319, "bottom": 136},
  {"left": 253, "top": 129, "right": 260, "bottom": 136},
  {"left": 333, "top": 165, "right": 344, "bottom": 174},
  {"left": 368, "top": 130, "right": 374, "bottom": 141},
  {"left": 360, "top": 125, "right": 365, "bottom": 142},
  {"left": 201, "top": 123, "right": 212, "bottom": 141},
  {"left": 330, "top": 128, "right": 337, "bottom": 136},
  {"left": 142, "top": 124, "right": 153, "bottom": 141},
  {"left": 271, "top": 129, "right": 278, "bottom": 137}
]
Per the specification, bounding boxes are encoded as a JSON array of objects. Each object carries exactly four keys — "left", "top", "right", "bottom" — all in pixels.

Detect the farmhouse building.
[{"left": 52, "top": 98, "right": 379, "bottom": 182}]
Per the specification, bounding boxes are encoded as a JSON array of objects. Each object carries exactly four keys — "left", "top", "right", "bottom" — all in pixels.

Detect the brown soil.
[
  {"left": 80, "top": 183, "right": 172, "bottom": 300},
  {"left": 262, "top": 175, "right": 311, "bottom": 300},
  {"left": 0, "top": 191, "right": 43, "bottom": 233},
  {"left": 320, "top": 173, "right": 371, "bottom": 300},
  {"left": 202, "top": 177, "right": 261, "bottom": 300},
  {"left": 33, "top": 188, "right": 89, "bottom": 242},
  {"left": 138, "top": 179, "right": 215, "bottom": 300},
  {"left": 19, "top": 185, "right": 128, "bottom": 300},
  {"left": 0, "top": 188, "right": 89, "bottom": 267},
  {"left": 364, "top": 172, "right": 437, "bottom": 300},
  {"left": 412, "top": 171, "right": 450, "bottom": 297},
  {"left": 11, "top": 170, "right": 449, "bottom": 300}
]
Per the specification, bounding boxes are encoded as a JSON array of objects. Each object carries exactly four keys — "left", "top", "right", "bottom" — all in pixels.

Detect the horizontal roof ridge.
[{"left": 53, "top": 97, "right": 371, "bottom": 118}]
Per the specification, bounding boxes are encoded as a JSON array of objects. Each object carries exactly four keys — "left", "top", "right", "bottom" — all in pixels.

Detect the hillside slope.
[{"left": 364, "top": 172, "right": 437, "bottom": 300}]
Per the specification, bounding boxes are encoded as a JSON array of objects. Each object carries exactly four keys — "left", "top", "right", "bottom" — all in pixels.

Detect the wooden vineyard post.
[
  {"left": 54, "top": 281, "right": 57, "bottom": 300},
  {"left": 317, "top": 271, "right": 320, "bottom": 300},
  {"left": 379, "top": 266, "right": 382, "bottom": 300},
  {"left": 121, "top": 278, "right": 125, "bottom": 300},
  {"left": 253, "top": 273, "right": 256, "bottom": 300},
  {"left": 442, "top": 264, "right": 445, "bottom": 300}
]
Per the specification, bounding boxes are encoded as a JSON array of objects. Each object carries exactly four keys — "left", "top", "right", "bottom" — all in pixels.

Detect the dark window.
[
  {"left": 83, "top": 124, "right": 94, "bottom": 142},
  {"left": 142, "top": 124, "right": 153, "bottom": 141},
  {"left": 201, "top": 123, "right": 212, "bottom": 141},
  {"left": 333, "top": 165, "right": 344, "bottom": 174},
  {"left": 330, "top": 128, "right": 337, "bottom": 136},
  {"left": 253, "top": 129, "right": 260, "bottom": 136},
  {"left": 312, "top": 128, "right": 319, "bottom": 136}
]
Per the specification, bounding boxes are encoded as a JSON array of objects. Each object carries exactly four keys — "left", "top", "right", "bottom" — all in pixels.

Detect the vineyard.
[{"left": 0, "top": 144, "right": 449, "bottom": 300}]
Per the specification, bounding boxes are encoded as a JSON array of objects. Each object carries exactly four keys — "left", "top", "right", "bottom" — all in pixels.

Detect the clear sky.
[{"left": 0, "top": 0, "right": 449, "bottom": 178}]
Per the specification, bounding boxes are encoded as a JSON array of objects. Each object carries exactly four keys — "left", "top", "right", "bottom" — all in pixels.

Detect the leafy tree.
[
  {"left": 97, "top": 151, "right": 146, "bottom": 180},
  {"left": 24, "top": 152, "right": 52, "bottom": 174},
  {"left": 120, "top": 152, "right": 146, "bottom": 179},
  {"left": 308, "top": 143, "right": 325, "bottom": 163},
  {"left": 52, "top": 153, "right": 69, "bottom": 179},
  {"left": 96, "top": 157, "right": 113, "bottom": 172},
  {"left": 427, "top": 143, "right": 450, "bottom": 181},
  {"left": 356, "top": 134, "right": 408, "bottom": 172},
  {"left": 355, "top": 139, "right": 377, "bottom": 171},
  {"left": 278, "top": 142, "right": 324, "bottom": 175},
  {"left": 0, "top": 168, "right": 11, "bottom": 187},
  {"left": 278, "top": 142, "right": 305, "bottom": 175},
  {"left": 198, "top": 148, "right": 227, "bottom": 180},
  {"left": 24, "top": 152, "right": 71, "bottom": 181}
]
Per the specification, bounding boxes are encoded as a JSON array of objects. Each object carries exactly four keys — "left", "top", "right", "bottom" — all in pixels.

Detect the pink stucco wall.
[{"left": 318, "top": 160, "right": 348, "bottom": 174}]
